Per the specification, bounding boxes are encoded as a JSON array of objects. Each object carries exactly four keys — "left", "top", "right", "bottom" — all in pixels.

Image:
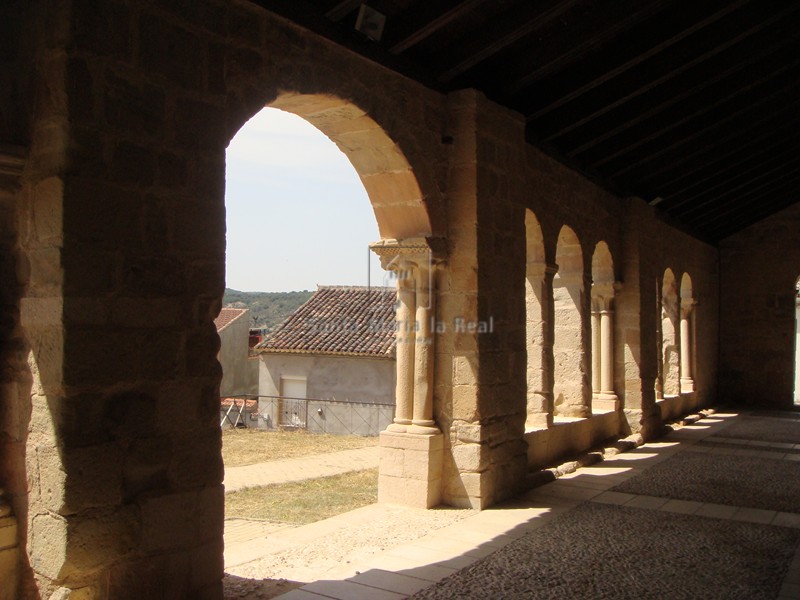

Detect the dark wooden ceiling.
[{"left": 260, "top": 0, "right": 800, "bottom": 243}]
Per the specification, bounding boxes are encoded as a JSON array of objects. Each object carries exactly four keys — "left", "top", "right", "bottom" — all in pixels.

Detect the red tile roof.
[
  {"left": 257, "top": 286, "right": 396, "bottom": 358},
  {"left": 215, "top": 307, "right": 249, "bottom": 332}
]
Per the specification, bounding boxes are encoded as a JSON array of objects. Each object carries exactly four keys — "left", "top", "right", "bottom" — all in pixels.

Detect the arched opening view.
[
  {"left": 219, "top": 98, "right": 434, "bottom": 591},
  {"left": 553, "top": 226, "right": 590, "bottom": 418},
  {"left": 591, "top": 242, "right": 617, "bottom": 410}
]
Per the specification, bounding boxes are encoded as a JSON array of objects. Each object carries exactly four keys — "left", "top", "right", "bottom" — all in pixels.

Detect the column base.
[
  {"left": 593, "top": 392, "right": 618, "bottom": 411},
  {"left": 409, "top": 420, "right": 439, "bottom": 435},
  {"left": 680, "top": 378, "right": 695, "bottom": 393},
  {"left": 378, "top": 430, "right": 443, "bottom": 508},
  {"left": 386, "top": 420, "right": 412, "bottom": 433}
]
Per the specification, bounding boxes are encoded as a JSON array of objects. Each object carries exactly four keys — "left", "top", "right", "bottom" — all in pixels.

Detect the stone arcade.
[{"left": 1, "top": 1, "right": 799, "bottom": 598}]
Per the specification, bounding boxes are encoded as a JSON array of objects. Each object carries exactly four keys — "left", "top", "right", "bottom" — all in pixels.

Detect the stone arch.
[
  {"left": 525, "top": 210, "right": 552, "bottom": 427},
  {"left": 661, "top": 269, "right": 680, "bottom": 397},
  {"left": 232, "top": 93, "right": 434, "bottom": 241},
  {"left": 591, "top": 242, "right": 617, "bottom": 407},
  {"left": 553, "top": 226, "right": 590, "bottom": 417}
]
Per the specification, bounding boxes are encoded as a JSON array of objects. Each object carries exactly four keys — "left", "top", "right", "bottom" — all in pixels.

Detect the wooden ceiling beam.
[
  {"left": 435, "top": 0, "right": 583, "bottom": 83},
  {"left": 675, "top": 160, "right": 800, "bottom": 219},
  {"left": 588, "top": 58, "right": 800, "bottom": 170},
  {"left": 325, "top": 0, "right": 362, "bottom": 21},
  {"left": 562, "top": 31, "right": 800, "bottom": 156},
  {"left": 607, "top": 78, "right": 800, "bottom": 180},
  {"left": 503, "top": 0, "right": 676, "bottom": 98},
  {"left": 658, "top": 136, "right": 800, "bottom": 209},
  {"left": 387, "top": 0, "right": 485, "bottom": 55},
  {"left": 534, "top": 5, "right": 798, "bottom": 141},
  {"left": 526, "top": 0, "right": 749, "bottom": 119}
]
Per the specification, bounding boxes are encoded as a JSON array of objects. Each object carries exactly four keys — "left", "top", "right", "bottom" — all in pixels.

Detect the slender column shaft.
[
  {"left": 680, "top": 314, "right": 691, "bottom": 379},
  {"left": 389, "top": 268, "right": 415, "bottom": 431},
  {"left": 411, "top": 265, "right": 437, "bottom": 432},
  {"left": 591, "top": 310, "right": 601, "bottom": 394},
  {"left": 680, "top": 309, "right": 694, "bottom": 392},
  {"left": 600, "top": 310, "right": 614, "bottom": 392}
]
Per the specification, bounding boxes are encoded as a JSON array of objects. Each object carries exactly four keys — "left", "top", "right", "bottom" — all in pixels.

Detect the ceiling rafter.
[
  {"left": 607, "top": 78, "right": 800, "bottom": 180},
  {"left": 709, "top": 192, "right": 800, "bottom": 240},
  {"left": 675, "top": 161, "right": 800, "bottom": 220},
  {"left": 665, "top": 147, "right": 800, "bottom": 212},
  {"left": 587, "top": 58, "right": 800, "bottom": 170},
  {"left": 502, "top": 0, "right": 677, "bottom": 98},
  {"left": 535, "top": 5, "right": 799, "bottom": 142},
  {"left": 435, "top": 0, "right": 583, "bottom": 83},
  {"left": 635, "top": 108, "right": 800, "bottom": 192},
  {"left": 525, "top": 0, "right": 750, "bottom": 120},
  {"left": 562, "top": 30, "right": 800, "bottom": 157},
  {"left": 325, "top": 0, "right": 362, "bottom": 22},
  {"left": 658, "top": 131, "right": 800, "bottom": 202},
  {"left": 387, "top": 0, "right": 485, "bottom": 55}
]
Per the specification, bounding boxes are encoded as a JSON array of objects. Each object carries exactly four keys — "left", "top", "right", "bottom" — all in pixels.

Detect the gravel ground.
[
  {"left": 712, "top": 416, "right": 800, "bottom": 444},
  {"left": 223, "top": 505, "right": 473, "bottom": 599},
  {"left": 612, "top": 450, "right": 800, "bottom": 512},
  {"left": 410, "top": 502, "right": 800, "bottom": 600}
]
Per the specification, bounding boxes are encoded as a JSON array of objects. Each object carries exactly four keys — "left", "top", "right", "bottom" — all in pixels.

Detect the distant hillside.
[{"left": 223, "top": 289, "right": 313, "bottom": 332}]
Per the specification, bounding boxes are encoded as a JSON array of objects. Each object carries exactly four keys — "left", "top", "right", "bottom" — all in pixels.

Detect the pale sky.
[{"left": 225, "top": 108, "right": 390, "bottom": 292}]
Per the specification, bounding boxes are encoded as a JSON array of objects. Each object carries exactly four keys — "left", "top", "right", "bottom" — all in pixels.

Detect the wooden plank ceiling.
[{"left": 259, "top": 0, "right": 800, "bottom": 243}]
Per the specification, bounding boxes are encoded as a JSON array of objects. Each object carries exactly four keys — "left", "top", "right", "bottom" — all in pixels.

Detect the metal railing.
[{"left": 220, "top": 394, "right": 394, "bottom": 436}]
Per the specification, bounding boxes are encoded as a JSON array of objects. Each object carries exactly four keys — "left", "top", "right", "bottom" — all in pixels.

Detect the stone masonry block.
[
  {"left": 403, "top": 448, "right": 444, "bottom": 482},
  {"left": 451, "top": 442, "right": 487, "bottom": 473},
  {"left": 378, "top": 447, "right": 404, "bottom": 478}
]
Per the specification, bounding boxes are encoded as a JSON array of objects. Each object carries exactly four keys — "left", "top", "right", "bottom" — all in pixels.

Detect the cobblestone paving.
[
  {"left": 698, "top": 439, "right": 800, "bottom": 454},
  {"left": 410, "top": 502, "right": 800, "bottom": 600},
  {"left": 610, "top": 450, "right": 800, "bottom": 512},
  {"left": 711, "top": 415, "right": 800, "bottom": 444}
]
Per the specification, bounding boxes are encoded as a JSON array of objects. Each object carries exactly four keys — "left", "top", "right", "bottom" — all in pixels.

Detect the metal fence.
[{"left": 220, "top": 395, "right": 394, "bottom": 436}]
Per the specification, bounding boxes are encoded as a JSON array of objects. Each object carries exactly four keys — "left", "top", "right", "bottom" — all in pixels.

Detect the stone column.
[
  {"left": 410, "top": 262, "right": 438, "bottom": 434},
  {"left": 680, "top": 302, "right": 695, "bottom": 393},
  {"left": 599, "top": 308, "right": 617, "bottom": 401},
  {"left": 591, "top": 283, "right": 618, "bottom": 410},
  {"left": 388, "top": 262, "right": 415, "bottom": 432},
  {"left": 371, "top": 238, "right": 443, "bottom": 508}
]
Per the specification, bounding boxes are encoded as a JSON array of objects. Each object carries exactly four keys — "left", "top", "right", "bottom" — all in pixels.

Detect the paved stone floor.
[{"left": 264, "top": 409, "right": 800, "bottom": 599}]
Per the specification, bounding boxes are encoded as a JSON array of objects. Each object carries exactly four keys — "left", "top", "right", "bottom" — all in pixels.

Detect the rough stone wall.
[{"left": 719, "top": 202, "right": 800, "bottom": 407}]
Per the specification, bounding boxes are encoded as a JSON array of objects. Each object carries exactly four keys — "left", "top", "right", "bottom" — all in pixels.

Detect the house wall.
[
  {"left": 259, "top": 354, "right": 396, "bottom": 405},
  {"left": 217, "top": 315, "right": 254, "bottom": 397},
  {"left": 719, "top": 202, "right": 800, "bottom": 407},
  {"left": 0, "top": 0, "right": 728, "bottom": 596}
]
